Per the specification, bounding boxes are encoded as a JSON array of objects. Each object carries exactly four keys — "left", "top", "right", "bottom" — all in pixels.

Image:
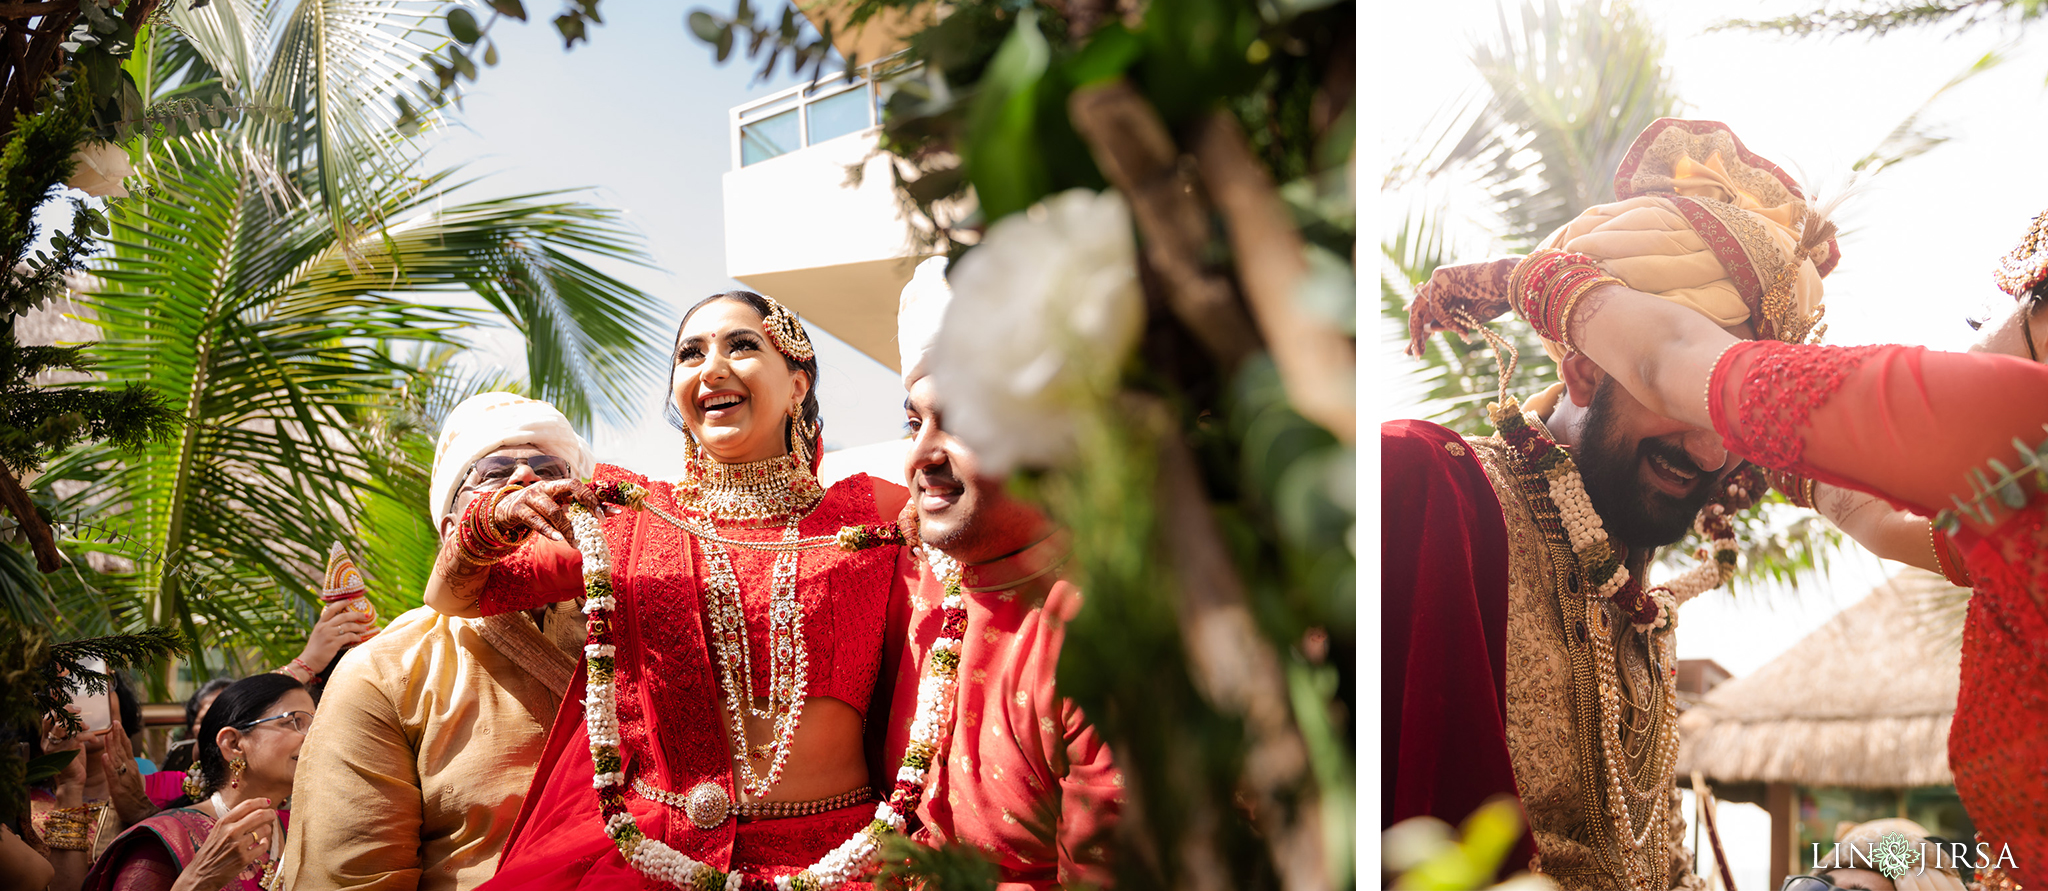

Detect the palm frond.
[{"left": 254, "top": 0, "right": 448, "bottom": 242}]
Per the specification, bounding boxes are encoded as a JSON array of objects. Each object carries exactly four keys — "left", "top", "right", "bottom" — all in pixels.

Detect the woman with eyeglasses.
[{"left": 83, "top": 675, "right": 311, "bottom": 891}]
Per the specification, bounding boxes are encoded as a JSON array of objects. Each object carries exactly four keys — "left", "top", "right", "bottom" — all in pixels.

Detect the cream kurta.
[
  {"left": 1466, "top": 386, "right": 1704, "bottom": 891},
  {"left": 279, "top": 606, "right": 575, "bottom": 891}
]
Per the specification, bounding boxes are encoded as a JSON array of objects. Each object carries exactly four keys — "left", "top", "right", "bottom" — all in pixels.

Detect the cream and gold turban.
[
  {"left": 1407, "top": 118, "right": 1841, "bottom": 362},
  {"left": 429, "top": 392, "right": 596, "bottom": 530}
]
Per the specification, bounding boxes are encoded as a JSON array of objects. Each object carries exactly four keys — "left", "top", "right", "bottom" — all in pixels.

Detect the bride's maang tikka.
[{"left": 757, "top": 295, "right": 816, "bottom": 362}]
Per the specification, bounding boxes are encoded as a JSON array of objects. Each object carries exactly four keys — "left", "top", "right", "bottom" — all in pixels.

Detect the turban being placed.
[
  {"left": 1996, "top": 207, "right": 2048, "bottom": 301},
  {"left": 897, "top": 255, "right": 952, "bottom": 388},
  {"left": 1407, "top": 118, "right": 1842, "bottom": 363},
  {"left": 429, "top": 392, "right": 596, "bottom": 530}
]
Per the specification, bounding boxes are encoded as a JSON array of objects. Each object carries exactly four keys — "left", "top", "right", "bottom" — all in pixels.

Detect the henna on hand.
[{"left": 1405, "top": 257, "right": 1523, "bottom": 355}]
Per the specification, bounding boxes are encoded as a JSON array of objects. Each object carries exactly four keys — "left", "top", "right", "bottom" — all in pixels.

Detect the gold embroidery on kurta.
[{"left": 1467, "top": 435, "right": 1701, "bottom": 891}]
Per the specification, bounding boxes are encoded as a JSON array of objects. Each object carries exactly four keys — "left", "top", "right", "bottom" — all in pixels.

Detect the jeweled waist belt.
[{"left": 631, "top": 777, "right": 874, "bottom": 828}]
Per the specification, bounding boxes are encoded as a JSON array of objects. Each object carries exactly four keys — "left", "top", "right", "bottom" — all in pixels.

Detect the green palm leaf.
[{"left": 35, "top": 126, "right": 663, "bottom": 673}]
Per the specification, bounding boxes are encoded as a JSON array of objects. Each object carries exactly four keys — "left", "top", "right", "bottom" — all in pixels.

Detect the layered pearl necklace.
[{"left": 572, "top": 481, "right": 967, "bottom": 891}]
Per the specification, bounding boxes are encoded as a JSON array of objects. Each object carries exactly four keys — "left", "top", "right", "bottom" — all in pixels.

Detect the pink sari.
[{"left": 82, "top": 808, "right": 282, "bottom": 891}]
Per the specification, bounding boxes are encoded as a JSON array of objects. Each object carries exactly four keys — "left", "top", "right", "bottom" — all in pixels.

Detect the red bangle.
[
  {"left": 1931, "top": 525, "right": 1973, "bottom": 589},
  {"left": 453, "top": 485, "right": 529, "bottom": 567},
  {"left": 1511, "top": 249, "right": 1621, "bottom": 348}
]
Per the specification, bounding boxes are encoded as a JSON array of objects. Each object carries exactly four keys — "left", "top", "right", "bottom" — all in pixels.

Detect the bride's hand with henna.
[{"left": 490, "top": 479, "right": 605, "bottom": 545}]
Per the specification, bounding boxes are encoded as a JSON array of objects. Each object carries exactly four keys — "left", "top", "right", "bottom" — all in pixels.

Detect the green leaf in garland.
[{"left": 960, "top": 7, "right": 1051, "bottom": 224}]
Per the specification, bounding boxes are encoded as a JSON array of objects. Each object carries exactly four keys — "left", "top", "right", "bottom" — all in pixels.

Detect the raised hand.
[
  {"left": 297, "top": 599, "right": 378, "bottom": 674},
  {"left": 491, "top": 478, "right": 602, "bottom": 546},
  {"left": 170, "top": 798, "right": 275, "bottom": 891},
  {"left": 98, "top": 718, "right": 155, "bottom": 826},
  {"left": 1403, "top": 257, "right": 1523, "bottom": 356}
]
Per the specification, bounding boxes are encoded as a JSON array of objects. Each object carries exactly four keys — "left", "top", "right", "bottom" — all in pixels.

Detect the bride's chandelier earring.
[{"left": 786, "top": 404, "right": 814, "bottom": 468}]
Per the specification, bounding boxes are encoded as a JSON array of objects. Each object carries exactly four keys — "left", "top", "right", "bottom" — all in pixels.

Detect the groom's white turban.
[
  {"left": 430, "top": 392, "right": 596, "bottom": 530},
  {"left": 898, "top": 256, "right": 953, "bottom": 388}
]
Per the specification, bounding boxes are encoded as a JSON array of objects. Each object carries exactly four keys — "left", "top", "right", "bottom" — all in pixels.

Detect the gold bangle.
[{"left": 1555, "top": 274, "right": 1622, "bottom": 352}]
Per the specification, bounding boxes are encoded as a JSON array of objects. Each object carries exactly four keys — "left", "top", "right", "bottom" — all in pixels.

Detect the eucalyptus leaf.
[
  {"left": 555, "top": 13, "right": 588, "bottom": 47},
  {"left": 483, "top": 42, "right": 499, "bottom": 67},
  {"left": 489, "top": 0, "right": 527, "bottom": 21},
  {"left": 448, "top": 9, "right": 482, "bottom": 45},
  {"left": 688, "top": 10, "right": 725, "bottom": 43}
]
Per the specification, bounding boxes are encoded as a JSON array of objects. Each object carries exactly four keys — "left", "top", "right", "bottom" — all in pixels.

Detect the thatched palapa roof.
[{"left": 1676, "top": 569, "right": 1964, "bottom": 788}]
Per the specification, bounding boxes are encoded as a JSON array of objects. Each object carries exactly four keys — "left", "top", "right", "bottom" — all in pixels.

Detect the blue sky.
[{"left": 417, "top": 2, "right": 909, "bottom": 479}]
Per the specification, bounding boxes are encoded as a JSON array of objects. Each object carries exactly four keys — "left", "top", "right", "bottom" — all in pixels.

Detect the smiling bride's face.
[{"left": 670, "top": 297, "right": 811, "bottom": 464}]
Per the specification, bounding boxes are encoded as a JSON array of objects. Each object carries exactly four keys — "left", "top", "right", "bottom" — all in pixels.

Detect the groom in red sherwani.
[{"left": 877, "top": 258, "right": 1122, "bottom": 889}]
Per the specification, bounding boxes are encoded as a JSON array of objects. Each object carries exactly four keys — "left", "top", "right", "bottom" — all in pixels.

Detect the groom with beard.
[
  {"left": 1382, "top": 350, "right": 1730, "bottom": 887},
  {"left": 1385, "top": 118, "right": 1838, "bottom": 891}
]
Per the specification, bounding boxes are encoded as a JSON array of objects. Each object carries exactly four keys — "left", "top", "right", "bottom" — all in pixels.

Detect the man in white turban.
[
  {"left": 282, "top": 393, "right": 595, "bottom": 891},
  {"left": 879, "top": 258, "right": 1124, "bottom": 887}
]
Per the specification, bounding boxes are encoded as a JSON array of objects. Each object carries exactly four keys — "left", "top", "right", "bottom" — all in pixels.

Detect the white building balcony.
[{"left": 723, "top": 59, "right": 933, "bottom": 371}]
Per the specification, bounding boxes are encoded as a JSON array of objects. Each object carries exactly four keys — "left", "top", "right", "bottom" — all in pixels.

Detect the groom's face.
[{"left": 1574, "top": 378, "right": 1732, "bottom": 550}]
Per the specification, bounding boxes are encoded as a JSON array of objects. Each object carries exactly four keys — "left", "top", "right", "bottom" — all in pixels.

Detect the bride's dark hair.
[{"left": 664, "top": 291, "right": 823, "bottom": 453}]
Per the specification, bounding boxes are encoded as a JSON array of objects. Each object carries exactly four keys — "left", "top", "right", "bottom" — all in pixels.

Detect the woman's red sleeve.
[
  {"left": 473, "top": 538, "right": 585, "bottom": 616},
  {"left": 1709, "top": 341, "right": 2048, "bottom": 519}
]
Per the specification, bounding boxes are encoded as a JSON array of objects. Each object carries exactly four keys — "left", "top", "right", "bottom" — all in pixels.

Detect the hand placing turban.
[
  {"left": 429, "top": 392, "right": 595, "bottom": 530},
  {"left": 1407, "top": 118, "right": 1840, "bottom": 363}
]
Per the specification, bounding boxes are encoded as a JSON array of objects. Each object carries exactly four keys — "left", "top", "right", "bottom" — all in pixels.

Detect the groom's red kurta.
[{"left": 1381, "top": 419, "right": 1532, "bottom": 873}]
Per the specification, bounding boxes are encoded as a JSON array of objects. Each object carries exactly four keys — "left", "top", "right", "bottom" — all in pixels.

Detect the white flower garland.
[{"left": 566, "top": 487, "right": 967, "bottom": 891}]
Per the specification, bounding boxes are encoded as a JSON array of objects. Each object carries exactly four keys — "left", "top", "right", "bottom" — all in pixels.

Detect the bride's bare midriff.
[{"left": 716, "top": 695, "right": 869, "bottom": 802}]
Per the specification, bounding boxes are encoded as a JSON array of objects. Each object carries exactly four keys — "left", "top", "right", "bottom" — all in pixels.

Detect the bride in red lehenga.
[
  {"left": 424, "top": 291, "right": 913, "bottom": 891},
  {"left": 1441, "top": 215, "right": 2048, "bottom": 887}
]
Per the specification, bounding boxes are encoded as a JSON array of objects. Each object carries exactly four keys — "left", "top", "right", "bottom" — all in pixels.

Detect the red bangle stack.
[
  {"left": 1931, "top": 525, "right": 1973, "bottom": 589},
  {"left": 456, "top": 484, "right": 532, "bottom": 566},
  {"left": 1509, "top": 249, "right": 1623, "bottom": 348}
]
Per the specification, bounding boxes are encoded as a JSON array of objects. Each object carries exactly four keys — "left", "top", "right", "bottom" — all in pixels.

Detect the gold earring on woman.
[
  {"left": 228, "top": 756, "right": 247, "bottom": 789},
  {"left": 786, "top": 404, "right": 813, "bottom": 468}
]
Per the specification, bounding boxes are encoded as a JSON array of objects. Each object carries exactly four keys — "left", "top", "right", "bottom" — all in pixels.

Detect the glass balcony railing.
[{"left": 730, "top": 54, "right": 911, "bottom": 169}]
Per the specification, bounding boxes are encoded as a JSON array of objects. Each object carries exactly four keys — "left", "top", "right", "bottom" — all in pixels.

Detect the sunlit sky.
[
  {"left": 1377, "top": 0, "right": 2048, "bottom": 679},
  {"left": 418, "top": 3, "right": 907, "bottom": 479}
]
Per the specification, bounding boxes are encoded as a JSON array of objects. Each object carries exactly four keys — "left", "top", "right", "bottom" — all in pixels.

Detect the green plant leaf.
[
  {"left": 448, "top": 9, "right": 481, "bottom": 44},
  {"left": 688, "top": 10, "right": 725, "bottom": 43},
  {"left": 960, "top": 7, "right": 1050, "bottom": 224},
  {"left": 25, "top": 750, "right": 79, "bottom": 785}
]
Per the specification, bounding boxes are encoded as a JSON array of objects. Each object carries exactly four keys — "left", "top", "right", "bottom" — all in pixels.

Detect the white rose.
[
  {"left": 927, "top": 188, "right": 1144, "bottom": 474},
  {"left": 66, "top": 141, "right": 132, "bottom": 198}
]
